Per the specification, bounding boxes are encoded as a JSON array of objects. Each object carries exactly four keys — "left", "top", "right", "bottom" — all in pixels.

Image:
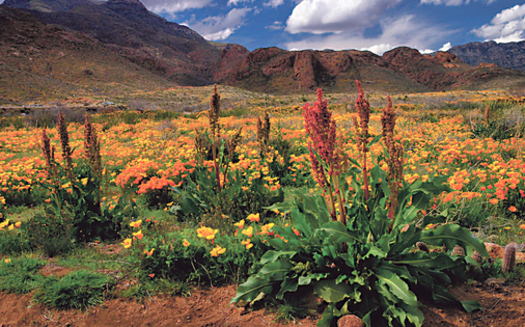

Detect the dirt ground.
[{"left": 1, "top": 280, "right": 525, "bottom": 327}]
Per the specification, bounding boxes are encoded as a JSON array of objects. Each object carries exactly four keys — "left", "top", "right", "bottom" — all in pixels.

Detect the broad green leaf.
[
  {"left": 386, "top": 224, "right": 421, "bottom": 256},
  {"left": 259, "top": 261, "right": 293, "bottom": 281},
  {"left": 401, "top": 302, "right": 424, "bottom": 327},
  {"left": 291, "top": 208, "right": 313, "bottom": 238},
  {"left": 276, "top": 277, "right": 299, "bottom": 299},
  {"left": 380, "top": 263, "right": 413, "bottom": 281},
  {"left": 298, "top": 272, "right": 328, "bottom": 286},
  {"left": 231, "top": 275, "right": 274, "bottom": 303},
  {"left": 362, "top": 245, "right": 387, "bottom": 260},
  {"left": 420, "top": 224, "right": 488, "bottom": 257},
  {"left": 375, "top": 267, "right": 418, "bottom": 307},
  {"left": 461, "top": 300, "right": 482, "bottom": 313},
  {"left": 317, "top": 304, "right": 337, "bottom": 327},
  {"left": 260, "top": 250, "right": 297, "bottom": 265},
  {"left": 313, "top": 279, "right": 354, "bottom": 303},
  {"left": 390, "top": 252, "right": 458, "bottom": 270},
  {"left": 316, "top": 221, "right": 363, "bottom": 244}
]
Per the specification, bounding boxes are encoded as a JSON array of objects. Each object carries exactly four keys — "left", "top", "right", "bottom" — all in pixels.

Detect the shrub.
[
  {"left": 33, "top": 270, "right": 114, "bottom": 310},
  {"left": 0, "top": 257, "right": 46, "bottom": 294},
  {"left": 25, "top": 208, "right": 76, "bottom": 257}
]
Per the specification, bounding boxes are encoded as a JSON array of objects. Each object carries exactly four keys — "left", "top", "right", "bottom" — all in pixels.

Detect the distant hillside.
[
  {"left": 448, "top": 41, "right": 525, "bottom": 71},
  {"left": 0, "top": 5, "right": 175, "bottom": 104},
  {"left": 215, "top": 44, "right": 525, "bottom": 94},
  {"left": 4, "top": 0, "right": 221, "bottom": 86}
]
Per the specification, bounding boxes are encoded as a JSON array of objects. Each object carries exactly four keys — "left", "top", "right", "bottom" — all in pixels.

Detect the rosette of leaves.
[{"left": 232, "top": 167, "right": 488, "bottom": 327}]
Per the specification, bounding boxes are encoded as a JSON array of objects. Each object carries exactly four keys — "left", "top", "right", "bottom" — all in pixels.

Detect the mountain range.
[{"left": 1, "top": 0, "right": 525, "bottom": 104}]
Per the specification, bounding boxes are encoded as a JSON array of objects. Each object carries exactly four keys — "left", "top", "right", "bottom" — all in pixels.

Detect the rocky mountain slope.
[
  {"left": 448, "top": 41, "right": 525, "bottom": 71},
  {"left": 215, "top": 44, "right": 525, "bottom": 94},
  {"left": 4, "top": 0, "right": 221, "bottom": 86},
  {"left": 0, "top": 5, "right": 177, "bottom": 104}
]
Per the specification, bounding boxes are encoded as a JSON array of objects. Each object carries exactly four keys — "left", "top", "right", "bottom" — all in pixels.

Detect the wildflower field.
[{"left": 1, "top": 84, "right": 525, "bottom": 326}]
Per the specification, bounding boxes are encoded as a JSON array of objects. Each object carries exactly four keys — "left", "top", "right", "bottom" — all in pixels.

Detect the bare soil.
[{"left": 1, "top": 280, "right": 525, "bottom": 327}]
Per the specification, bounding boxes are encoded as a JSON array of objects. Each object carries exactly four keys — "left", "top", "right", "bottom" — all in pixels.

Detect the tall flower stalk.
[
  {"left": 84, "top": 114, "right": 102, "bottom": 216},
  {"left": 57, "top": 111, "right": 73, "bottom": 180},
  {"left": 353, "top": 80, "right": 371, "bottom": 201},
  {"left": 381, "top": 96, "right": 404, "bottom": 221},
  {"left": 303, "top": 89, "right": 346, "bottom": 223},
  {"left": 209, "top": 85, "right": 222, "bottom": 192}
]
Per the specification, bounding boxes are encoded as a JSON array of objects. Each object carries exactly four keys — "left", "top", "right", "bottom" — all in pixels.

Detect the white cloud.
[
  {"left": 184, "top": 8, "right": 252, "bottom": 41},
  {"left": 227, "top": 0, "right": 254, "bottom": 6},
  {"left": 285, "top": 0, "right": 402, "bottom": 35},
  {"left": 266, "top": 21, "right": 285, "bottom": 30},
  {"left": 472, "top": 4, "right": 525, "bottom": 43},
  {"left": 439, "top": 42, "right": 452, "bottom": 51},
  {"left": 264, "top": 0, "right": 284, "bottom": 8},
  {"left": 285, "top": 15, "right": 453, "bottom": 55},
  {"left": 142, "top": 0, "right": 213, "bottom": 13},
  {"left": 419, "top": 0, "right": 496, "bottom": 6}
]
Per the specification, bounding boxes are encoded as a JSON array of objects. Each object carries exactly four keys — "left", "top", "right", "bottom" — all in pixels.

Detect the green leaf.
[
  {"left": 231, "top": 275, "right": 274, "bottom": 303},
  {"left": 313, "top": 279, "right": 354, "bottom": 303},
  {"left": 420, "top": 224, "right": 488, "bottom": 257},
  {"left": 375, "top": 267, "right": 418, "bottom": 307},
  {"left": 291, "top": 208, "right": 313, "bottom": 238},
  {"left": 260, "top": 250, "right": 296, "bottom": 265},
  {"left": 259, "top": 261, "right": 293, "bottom": 281},
  {"left": 276, "top": 277, "right": 299, "bottom": 300},
  {"left": 461, "top": 300, "right": 482, "bottom": 313},
  {"left": 316, "top": 221, "right": 363, "bottom": 244},
  {"left": 401, "top": 302, "right": 424, "bottom": 327},
  {"left": 390, "top": 252, "right": 458, "bottom": 270},
  {"left": 367, "top": 134, "right": 382, "bottom": 148}
]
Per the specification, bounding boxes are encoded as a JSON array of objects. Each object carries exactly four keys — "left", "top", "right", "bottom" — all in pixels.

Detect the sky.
[
  {"left": 2, "top": 0, "right": 524, "bottom": 55},
  {"left": 136, "top": 0, "right": 525, "bottom": 55}
]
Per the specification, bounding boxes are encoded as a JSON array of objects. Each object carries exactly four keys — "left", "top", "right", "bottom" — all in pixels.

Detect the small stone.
[
  {"left": 338, "top": 314, "right": 363, "bottom": 327},
  {"left": 484, "top": 277, "right": 506, "bottom": 288}
]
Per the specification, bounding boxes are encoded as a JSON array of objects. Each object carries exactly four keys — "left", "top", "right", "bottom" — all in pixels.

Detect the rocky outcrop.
[{"left": 449, "top": 41, "right": 525, "bottom": 71}]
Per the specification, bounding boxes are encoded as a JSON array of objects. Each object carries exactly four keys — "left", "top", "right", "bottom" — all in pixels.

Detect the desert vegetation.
[{"left": 2, "top": 84, "right": 525, "bottom": 326}]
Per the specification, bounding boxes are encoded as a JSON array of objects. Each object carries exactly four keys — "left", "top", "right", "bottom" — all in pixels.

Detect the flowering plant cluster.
[{"left": 234, "top": 83, "right": 489, "bottom": 327}]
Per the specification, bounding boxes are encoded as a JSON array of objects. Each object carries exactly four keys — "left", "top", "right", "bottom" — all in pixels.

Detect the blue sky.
[{"left": 137, "top": 0, "right": 525, "bottom": 55}]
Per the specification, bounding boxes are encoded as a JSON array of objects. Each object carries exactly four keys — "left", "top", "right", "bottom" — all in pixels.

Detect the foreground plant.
[
  {"left": 38, "top": 111, "right": 123, "bottom": 245},
  {"left": 232, "top": 83, "right": 488, "bottom": 327}
]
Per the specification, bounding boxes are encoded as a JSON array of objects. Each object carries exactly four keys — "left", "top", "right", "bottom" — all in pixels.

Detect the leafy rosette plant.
[{"left": 232, "top": 83, "right": 489, "bottom": 327}]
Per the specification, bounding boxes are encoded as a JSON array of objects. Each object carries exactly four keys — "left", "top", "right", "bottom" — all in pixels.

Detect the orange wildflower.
[
  {"left": 197, "top": 226, "right": 218, "bottom": 240},
  {"left": 210, "top": 245, "right": 226, "bottom": 257},
  {"left": 144, "top": 248, "right": 155, "bottom": 256},
  {"left": 247, "top": 213, "right": 260, "bottom": 222}
]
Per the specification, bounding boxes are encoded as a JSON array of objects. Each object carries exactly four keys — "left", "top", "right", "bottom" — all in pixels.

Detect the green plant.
[
  {"left": 38, "top": 112, "right": 122, "bottom": 243},
  {"left": 0, "top": 257, "right": 46, "bottom": 294},
  {"left": 134, "top": 226, "right": 269, "bottom": 286},
  {"left": 33, "top": 270, "right": 114, "bottom": 310},
  {"left": 232, "top": 83, "right": 489, "bottom": 327},
  {"left": 174, "top": 86, "right": 282, "bottom": 227},
  {"left": 173, "top": 166, "right": 282, "bottom": 228},
  {"left": 26, "top": 209, "right": 76, "bottom": 257}
]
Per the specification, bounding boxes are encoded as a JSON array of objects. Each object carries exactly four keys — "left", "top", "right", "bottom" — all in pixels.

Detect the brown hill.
[
  {"left": 215, "top": 45, "right": 525, "bottom": 94},
  {"left": 0, "top": 5, "right": 175, "bottom": 104},
  {"left": 4, "top": 0, "right": 221, "bottom": 86}
]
